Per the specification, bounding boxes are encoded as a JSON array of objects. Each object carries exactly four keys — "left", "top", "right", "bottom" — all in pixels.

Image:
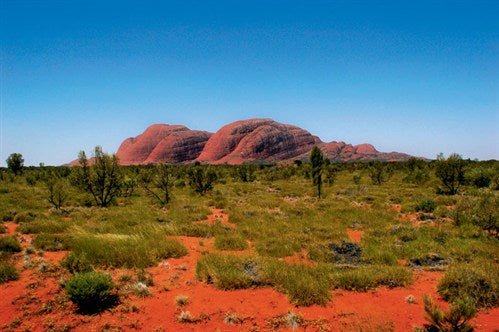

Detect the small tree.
[
  {"left": 310, "top": 146, "right": 324, "bottom": 198},
  {"left": 47, "top": 178, "right": 69, "bottom": 210},
  {"left": 368, "top": 161, "right": 387, "bottom": 185},
  {"left": 188, "top": 165, "right": 217, "bottom": 195},
  {"left": 237, "top": 164, "right": 256, "bottom": 182},
  {"left": 324, "top": 163, "right": 337, "bottom": 186},
  {"left": 404, "top": 157, "right": 430, "bottom": 185},
  {"left": 6, "top": 153, "right": 24, "bottom": 175},
  {"left": 74, "top": 147, "right": 122, "bottom": 207},
  {"left": 142, "top": 164, "right": 175, "bottom": 207},
  {"left": 435, "top": 153, "right": 466, "bottom": 195}
]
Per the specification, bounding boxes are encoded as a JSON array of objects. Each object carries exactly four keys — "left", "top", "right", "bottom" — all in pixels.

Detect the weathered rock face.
[
  {"left": 294, "top": 141, "right": 411, "bottom": 162},
  {"left": 72, "top": 118, "right": 413, "bottom": 166},
  {"left": 116, "top": 124, "right": 212, "bottom": 165},
  {"left": 196, "top": 118, "right": 321, "bottom": 164}
]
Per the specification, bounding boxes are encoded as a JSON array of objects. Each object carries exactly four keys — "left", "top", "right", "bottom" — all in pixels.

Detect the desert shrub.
[
  {"left": 438, "top": 263, "right": 498, "bottom": 309},
  {"left": 33, "top": 233, "right": 71, "bottom": 251},
  {"left": 214, "top": 234, "right": 249, "bottom": 251},
  {"left": 61, "top": 253, "right": 93, "bottom": 274},
  {"left": 423, "top": 295, "right": 476, "bottom": 332},
  {"left": 368, "top": 161, "right": 389, "bottom": 185},
  {"left": 196, "top": 254, "right": 261, "bottom": 290},
  {"left": 415, "top": 199, "right": 437, "bottom": 213},
  {"left": 0, "top": 235, "right": 22, "bottom": 253},
  {"left": 2, "top": 210, "right": 17, "bottom": 222},
  {"left": 0, "top": 262, "right": 19, "bottom": 284},
  {"left": 0, "top": 224, "right": 5, "bottom": 234},
  {"left": 13, "top": 211, "right": 36, "bottom": 223},
  {"left": 262, "top": 261, "right": 332, "bottom": 306},
  {"left": 409, "top": 253, "right": 448, "bottom": 268},
  {"left": 196, "top": 254, "right": 333, "bottom": 306},
  {"left": 454, "top": 192, "right": 498, "bottom": 234},
  {"left": 18, "top": 220, "right": 70, "bottom": 234},
  {"left": 329, "top": 241, "right": 362, "bottom": 264},
  {"left": 467, "top": 167, "right": 493, "bottom": 189},
  {"left": 64, "top": 271, "right": 117, "bottom": 313},
  {"left": 71, "top": 230, "right": 187, "bottom": 268},
  {"left": 332, "top": 265, "right": 413, "bottom": 291}
]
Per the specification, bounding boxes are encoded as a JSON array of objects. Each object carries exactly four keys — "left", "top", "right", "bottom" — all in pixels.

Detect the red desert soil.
[
  {"left": 347, "top": 229, "right": 364, "bottom": 244},
  {"left": 1, "top": 213, "right": 498, "bottom": 331}
]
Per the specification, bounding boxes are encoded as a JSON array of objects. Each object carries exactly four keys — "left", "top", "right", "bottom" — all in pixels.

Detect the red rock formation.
[
  {"left": 69, "top": 118, "right": 414, "bottom": 165},
  {"left": 116, "top": 124, "right": 212, "bottom": 165},
  {"left": 197, "top": 118, "right": 321, "bottom": 164}
]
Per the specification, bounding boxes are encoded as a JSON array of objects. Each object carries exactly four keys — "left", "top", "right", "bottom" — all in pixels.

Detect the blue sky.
[{"left": 1, "top": 0, "right": 497, "bottom": 165}]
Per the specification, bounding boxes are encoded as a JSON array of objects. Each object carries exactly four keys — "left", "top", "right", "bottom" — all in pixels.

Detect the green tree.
[
  {"left": 435, "top": 153, "right": 466, "bottom": 195},
  {"left": 310, "top": 146, "right": 324, "bottom": 198},
  {"left": 188, "top": 165, "right": 217, "bottom": 195},
  {"left": 6, "top": 153, "right": 24, "bottom": 175},
  {"left": 368, "top": 161, "right": 387, "bottom": 185},
  {"left": 47, "top": 177, "right": 69, "bottom": 210},
  {"left": 74, "top": 147, "right": 122, "bottom": 207},
  {"left": 142, "top": 164, "right": 175, "bottom": 207}
]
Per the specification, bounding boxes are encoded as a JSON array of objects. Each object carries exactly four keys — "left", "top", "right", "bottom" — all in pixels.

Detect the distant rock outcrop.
[
  {"left": 70, "top": 118, "right": 414, "bottom": 165},
  {"left": 116, "top": 124, "right": 212, "bottom": 165},
  {"left": 196, "top": 118, "right": 321, "bottom": 164}
]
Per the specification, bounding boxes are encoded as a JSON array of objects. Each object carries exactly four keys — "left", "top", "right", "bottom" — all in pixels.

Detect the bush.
[
  {"left": 0, "top": 224, "right": 6, "bottom": 234},
  {"left": 0, "top": 262, "right": 19, "bottom": 284},
  {"left": 33, "top": 233, "right": 71, "bottom": 251},
  {"left": 415, "top": 199, "right": 437, "bottom": 213},
  {"left": 438, "top": 263, "right": 498, "bottom": 309},
  {"left": 71, "top": 230, "right": 187, "bottom": 268},
  {"left": 64, "top": 271, "right": 117, "bottom": 313},
  {"left": 196, "top": 254, "right": 260, "bottom": 290},
  {"left": 0, "top": 235, "right": 22, "bottom": 253},
  {"left": 262, "top": 261, "right": 332, "bottom": 306},
  {"left": 329, "top": 241, "right": 362, "bottom": 264},
  {"left": 61, "top": 253, "right": 93, "bottom": 274},
  {"left": 423, "top": 295, "right": 475, "bottom": 332},
  {"left": 333, "top": 265, "right": 413, "bottom": 291},
  {"left": 214, "top": 235, "right": 249, "bottom": 251}
]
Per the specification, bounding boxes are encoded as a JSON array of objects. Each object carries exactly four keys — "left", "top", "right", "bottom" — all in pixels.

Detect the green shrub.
[
  {"left": 333, "top": 265, "right": 413, "bottom": 291},
  {"left": 262, "top": 261, "right": 332, "bottom": 306},
  {"left": 65, "top": 271, "right": 117, "bottom": 313},
  {"left": 0, "top": 262, "right": 19, "bottom": 284},
  {"left": 0, "top": 235, "right": 22, "bottom": 253},
  {"left": 0, "top": 224, "right": 6, "bottom": 234},
  {"left": 415, "top": 199, "right": 437, "bottom": 213},
  {"left": 423, "top": 295, "right": 475, "bottom": 332},
  {"left": 438, "top": 263, "right": 498, "bottom": 309},
  {"left": 61, "top": 253, "right": 93, "bottom": 274},
  {"left": 214, "top": 234, "right": 249, "bottom": 251},
  {"left": 13, "top": 211, "right": 37, "bottom": 223},
  {"left": 196, "top": 254, "right": 260, "bottom": 290},
  {"left": 196, "top": 254, "right": 334, "bottom": 306},
  {"left": 33, "top": 233, "right": 71, "bottom": 251},
  {"left": 71, "top": 230, "right": 187, "bottom": 268}
]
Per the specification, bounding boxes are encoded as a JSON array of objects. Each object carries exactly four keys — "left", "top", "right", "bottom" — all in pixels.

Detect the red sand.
[
  {"left": 347, "top": 229, "right": 364, "bottom": 243},
  {"left": 1, "top": 214, "right": 498, "bottom": 331}
]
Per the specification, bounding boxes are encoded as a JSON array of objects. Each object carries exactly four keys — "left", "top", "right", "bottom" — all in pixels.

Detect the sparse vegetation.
[
  {"left": 423, "top": 295, "right": 476, "bottom": 332},
  {"left": 0, "top": 262, "right": 19, "bottom": 284},
  {"left": 64, "top": 271, "right": 117, "bottom": 313}
]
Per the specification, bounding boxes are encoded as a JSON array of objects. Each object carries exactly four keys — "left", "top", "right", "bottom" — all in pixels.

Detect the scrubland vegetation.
[{"left": 0, "top": 148, "right": 497, "bottom": 330}]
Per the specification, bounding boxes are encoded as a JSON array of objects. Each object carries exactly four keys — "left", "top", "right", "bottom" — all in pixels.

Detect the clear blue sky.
[{"left": 1, "top": 0, "right": 497, "bottom": 165}]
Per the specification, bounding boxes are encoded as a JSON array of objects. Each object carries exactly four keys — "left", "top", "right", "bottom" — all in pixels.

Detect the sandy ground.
[{"left": 1, "top": 211, "right": 498, "bottom": 332}]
